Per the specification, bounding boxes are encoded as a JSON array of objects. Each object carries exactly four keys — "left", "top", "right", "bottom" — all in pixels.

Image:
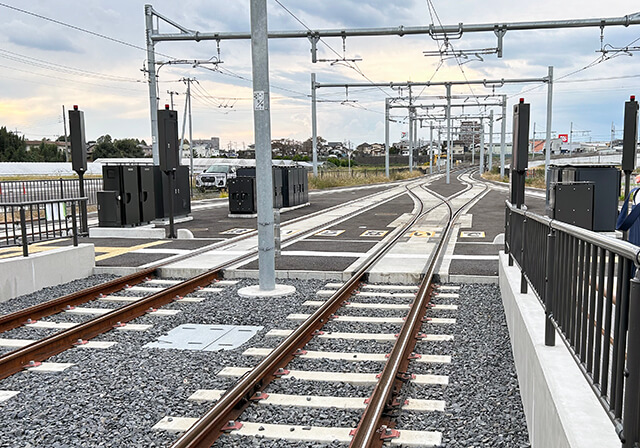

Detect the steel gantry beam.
[
  {"left": 315, "top": 76, "right": 547, "bottom": 183},
  {"left": 148, "top": 12, "right": 640, "bottom": 42}
]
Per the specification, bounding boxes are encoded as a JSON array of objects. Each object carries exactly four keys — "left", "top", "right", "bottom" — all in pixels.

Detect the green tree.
[{"left": 0, "top": 127, "right": 27, "bottom": 162}]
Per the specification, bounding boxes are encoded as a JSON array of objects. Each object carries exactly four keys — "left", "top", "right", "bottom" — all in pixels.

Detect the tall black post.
[
  {"left": 158, "top": 104, "right": 179, "bottom": 239},
  {"left": 68, "top": 105, "right": 88, "bottom": 234},
  {"left": 622, "top": 95, "right": 639, "bottom": 240},
  {"left": 511, "top": 98, "right": 530, "bottom": 209},
  {"left": 544, "top": 229, "right": 556, "bottom": 346}
]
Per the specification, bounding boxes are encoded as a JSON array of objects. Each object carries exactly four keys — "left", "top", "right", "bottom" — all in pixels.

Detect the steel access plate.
[{"left": 144, "top": 324, "right": 263, "bottom": 352}]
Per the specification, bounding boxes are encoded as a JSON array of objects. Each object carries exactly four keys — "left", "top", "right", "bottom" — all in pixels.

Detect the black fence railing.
[
  {"left": 0, "top": 197, "right": 87, "bottom": 256},
  {"left": 505, "top": 201, "right": 640, "bottom": 446},
  {"left": 0, "top": 178, "right": 101, "bottom": 206}
]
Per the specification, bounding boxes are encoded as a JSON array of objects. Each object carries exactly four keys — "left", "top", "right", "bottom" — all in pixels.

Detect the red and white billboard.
[{"left": 558, "top": 134, "right": 569, "bottom": 143}]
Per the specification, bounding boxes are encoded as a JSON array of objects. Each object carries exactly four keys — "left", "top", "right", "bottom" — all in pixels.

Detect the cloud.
[{"left": 4, "top": 19, "right": 81, "bottom": 53}]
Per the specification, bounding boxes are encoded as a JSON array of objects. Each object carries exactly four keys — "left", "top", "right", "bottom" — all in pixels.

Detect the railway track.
[
  {"left": 163, "top": 172, "right": 488, "bottom": 447},
  {"left": 0, "top": 176, "right": 442, "bottom": 381}
]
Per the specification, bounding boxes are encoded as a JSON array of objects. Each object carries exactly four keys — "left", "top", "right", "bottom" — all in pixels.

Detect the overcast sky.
[{"left": 0, "top": 0, "right": 638, "bottom": 149}]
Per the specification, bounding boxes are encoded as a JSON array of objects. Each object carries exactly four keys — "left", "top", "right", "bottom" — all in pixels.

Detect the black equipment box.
[
  {"left": 560, "top": 165, "right": 620, "bottom": 232},
  {"left": 68, "top": 107, "right": 87, "bottom": 173},
  {"left": 228, "top": 177, "right": 257, "bottom": 214},
  {"left": 97, "top": 190, "right": 121, "bottom": 227},
  {"left": 153, "top": 165, "right": 191, "bottom": 219},
  {"left": 102, "top": 165, "right": 140, "bottom": 226},
  {"left": 158, "top": 108, "right": 179, "bottom": 173},
  {"left": 138, "top": 165, "right": 156, "bottom": 223},
  {"left": 552, "top": 182, "right": 594, "bottom": 230}
]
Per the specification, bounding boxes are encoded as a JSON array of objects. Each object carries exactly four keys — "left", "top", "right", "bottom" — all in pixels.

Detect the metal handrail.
[{"left": 506, "top": 200, "right": 640, "bottom": 265}]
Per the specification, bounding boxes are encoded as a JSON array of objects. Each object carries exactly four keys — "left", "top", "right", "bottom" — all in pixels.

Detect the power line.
[{"left": 0, "top": 48, "right": 143, "bottom": 83}]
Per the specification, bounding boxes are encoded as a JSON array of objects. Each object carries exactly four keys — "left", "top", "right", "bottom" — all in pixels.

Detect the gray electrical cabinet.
[
  {"left": 552, "top": 182, "right": 594, "bottom": 230},
  {"left": 153, "top": 165, "right": 191, "bottom": 219},
  {"left": 97, "top": 191, "right": 121, "bottom": 227}
]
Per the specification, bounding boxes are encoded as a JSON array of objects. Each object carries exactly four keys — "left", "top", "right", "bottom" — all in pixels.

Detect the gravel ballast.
[{"left": 0, "top": 278, "right": 530, "bottom": 447}]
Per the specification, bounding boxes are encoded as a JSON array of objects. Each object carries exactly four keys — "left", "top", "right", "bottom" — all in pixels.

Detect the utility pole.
[
  {"left": 178, "top": 78, "right": 195, "bottom": 195},
  {"left": 569, "top": 121, "right": 573, "bottom": 155},
  {"left": 167, "top": 90, "right": 179, "bottom": 110},
  {"left": 500, "top": 95, "right": 507, "bottom": 177},
  {"left": 429, "top": 122, "right": 433, "bottom": 174},
  {"left": 384, "top": 98, "right": 390, "bottom": 178},
  {"left": 249, "top": 0, "right": 276, "bottom": 293},
  {"left": 445, "top": 83, "right": 452, "bottom": 184},
  {"left": 62, "top": 105, "right": 69, "bottom": 162},
  {"left": 489, "top": 110, "right": 494, "bottom": 171},
  {"left": 311, "top": 73, "right": 318, "bottom": 176},
  {"left": 544, "top": 66, "right": 554, "bottom": 184},
  {"left": 480, "top": 117, "right": 485, "bottom": 172},
  {"left": 144, "top": 5, "right": 159, "bottom": 165}
]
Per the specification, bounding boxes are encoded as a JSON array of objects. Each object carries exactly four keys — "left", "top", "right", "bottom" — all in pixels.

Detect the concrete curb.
[
  {"left": 0, "top": 244, "right": 95, "bottom": 302},
  {"left": 499, "top": 251, "right": 619, "bottom": 448}
]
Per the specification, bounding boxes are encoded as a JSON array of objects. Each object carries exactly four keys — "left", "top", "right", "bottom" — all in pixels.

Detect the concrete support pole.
[
  {"left": 545, "top": 66, "right": 554, "bottom": 183},
  {"left": 446, "top": 83, "right": 452, "bottom": 184},
  {"left": 429, "top": 122, "right": 433, "bottom": 174},
  {"left": 500, "top": 95, "right": 507, "bottom": 177},
  {"left": 479, "top": 117, "right": 485, "bottom": 173},
  {"left": 385, "top": 98, "right": 390, "bottom": 178},
  {"left": 408, "top": 108, "right": 414, "bottom": 172},
  {"left": 145, "top": 5, "right": 159, "bottom": 165},
  {"left": 413, "top": 115, "right": 418, "bottom": 170},
  {"left": 311, "top": 73, "right": 318, "bottom": 177},
  {"left": 250, "top": 0, "right": 275, "bottom": 291},
  {"left": 489, "top": 110, "right": 494, "bottom": 171},
  {"left": 188, "top": 80, "right": 194, "bottom": 195},
  {"left": 438, "top": 128, "right": 442, "bottom": 173}
]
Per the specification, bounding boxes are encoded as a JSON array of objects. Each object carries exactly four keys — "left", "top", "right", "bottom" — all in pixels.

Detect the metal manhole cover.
[{"left": 144, "top": 324, "right": 263, "bottom": 352}]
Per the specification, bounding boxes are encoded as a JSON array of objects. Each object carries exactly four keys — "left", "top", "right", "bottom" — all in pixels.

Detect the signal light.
[
  {"left": 632, "top": 95, "right": 636, "bottom": 102},
  {"left": 519, "top": 98, "right": 524, "bottom": 103},
  {"left": 165, "top": 104, "right": 170, "bottom": 110},
  {"left": 73, "top": 105, "right": 78, "bottom": 110}
]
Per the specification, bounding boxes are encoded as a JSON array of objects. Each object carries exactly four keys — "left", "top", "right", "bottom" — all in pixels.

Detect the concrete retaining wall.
[
  {"left": 499, "top": 251, "right": 619, "bottom": 448},
  {"left": 0, "top": 244, "right": 95, "bottom": 302}
]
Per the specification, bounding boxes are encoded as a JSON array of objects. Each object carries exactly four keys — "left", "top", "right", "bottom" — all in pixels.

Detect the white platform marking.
[
  {"left": 265, "top": 329, "right": 453, "bottom": 342},
  {"left": 0, "top": 391, "right": 19, "bottom": 402},
  {"left": 27, "top": 362, "right": 75, "bottom": 372},
  {"left": 188, "top": 389, "right": 445, "bottom": 412},
  {"left": 218, "top": 367, "right": 448, "bottom": 386},
  {"left": 26, "top": 321, "right": 75, "bottom": 330},
  {"left": 243, "top": 348, "right": 451, "bottom": 364}
]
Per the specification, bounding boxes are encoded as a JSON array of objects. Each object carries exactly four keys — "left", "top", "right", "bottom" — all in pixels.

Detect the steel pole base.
[{"left": 237, "top": 284, "right": 296, "bottom": 298}]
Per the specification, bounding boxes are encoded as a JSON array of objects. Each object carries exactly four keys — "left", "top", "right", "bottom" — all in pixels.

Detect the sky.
[{"left": 0, "top": 0, "right": 639, "bottom": 150}]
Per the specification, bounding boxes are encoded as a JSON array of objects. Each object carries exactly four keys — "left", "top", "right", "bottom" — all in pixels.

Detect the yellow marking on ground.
[
  {"left": 95, "top": 240, "right": 169, "bottom": 262},
  {"left": 0, "top": 245, "right": 59, "bottom": 259}
]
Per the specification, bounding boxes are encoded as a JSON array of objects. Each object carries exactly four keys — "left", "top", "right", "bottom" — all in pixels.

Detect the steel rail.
[
  {"left": 0, "top": 180, "right": 425, "bottom": 380},
  {"left": 0, "top": 268, "right": 155, "bottom": 333},
  {"left": 350, "top": 170, "right": 486, "bottom": 447},
  {"left": 149, "top": 12, "right": 640, "bottom": 41},
  {"left": 0, "top": 269, "right": 219, "bottom": 381},
  {"left": 170, "top": 183, "right": 433, "bottom": 448},
  {"left": 0, "top": 178, "right": 419, "bottom": 335}
]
